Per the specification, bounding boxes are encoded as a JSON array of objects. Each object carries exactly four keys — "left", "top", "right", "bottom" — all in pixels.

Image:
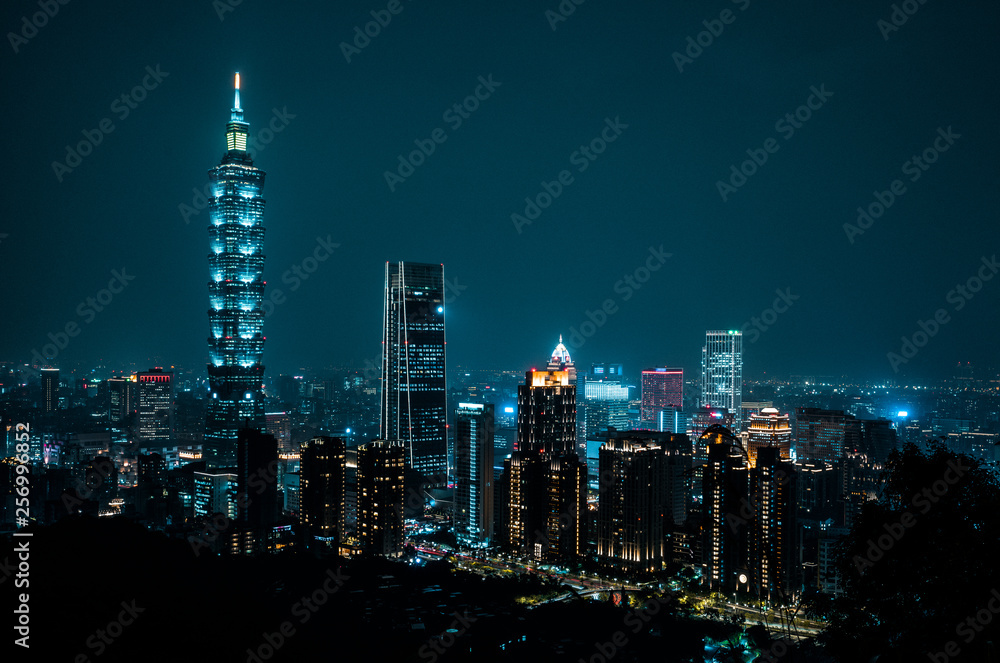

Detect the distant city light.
[{"left": 897, "top": 411, "right": 908, "bottom": 418}]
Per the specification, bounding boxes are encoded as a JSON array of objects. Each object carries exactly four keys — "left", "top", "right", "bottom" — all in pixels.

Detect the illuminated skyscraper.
[
  {"left": 640, "top": 367, "right": 683, "bottom": 426},
  {"left": 41, "top": 368, "right": 59, "bottom": 412},
  {"left": 745, "top": 408, "right": 792, "bottom": 468},
  {"left": 702, "top": 425, "right": 749, "bottom": 594},
  {"left": 299, "top": 436, "right": 346, "bottom": 549},
  {"left": 546, "top": 336, "right": 577, "bottom": 383},
  {"left": 379, "top": 262, "right": 447, "bottom": 478},
  {"left": 455, "top": 403, "right": 494, "bottom": 547},
  {"left": 204, "top": 73, "right": 267, "bottom": 470},
  {"left": 543, "top": 451, "right": 587, "bottom": 563},
  {"left": 517, "top": 370, "right": 576, "bottom": 456},
  {"left": 701, "top": 331, "right": 743, "bottom": 428},
  {"left": 265, "top": 411, "right": 292, "bottom": 454},
  {"left": 500, "top": 450, "right": 545, "bottom": 556},
  {"left": 357, "top": 440, "right": 406, "bottom": 557},
  {"left": 794, "top": 408, "right": 859, "bottom": 464},
  {"left": 108, "top": 376, "right": 136, "bottom": 423},
  {"left": 748, "top": 446, "right": 797, "bottom": 604},
  {"left": 580, "top": 377, "right": 630, "bottom": 443},
  {"left": 136, "top": 368, "right": 173, "bottom": 444},
  {"left": 597, "top": 432, "right": 669, "bottom": 573}
]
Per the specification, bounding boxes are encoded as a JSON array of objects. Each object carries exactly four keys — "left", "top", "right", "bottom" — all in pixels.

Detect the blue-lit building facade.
[
  {"left": 204, "top": 73, "right": 267, "bottom": 470},
  {"left": 380, "top": 262, "right": 447, "bottom": 478},
  {"left": 455, "top": 402, "right": 494, "bottom": 547},
  {"left": 701, "top": 330, "right": 743, "bottom": 430}
]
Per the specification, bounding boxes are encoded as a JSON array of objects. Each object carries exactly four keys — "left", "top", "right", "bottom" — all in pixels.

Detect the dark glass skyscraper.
[
  {"left": 204, "top": 73, "right": 267, "bottom": 470},
  {"left": 379, "top": 262, "right": 447, "bottom": 477}
]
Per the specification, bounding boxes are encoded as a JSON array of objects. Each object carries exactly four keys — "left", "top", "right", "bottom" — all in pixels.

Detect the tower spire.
[{"left": 226, "top": 72, "right": 248, "bottom": 154}]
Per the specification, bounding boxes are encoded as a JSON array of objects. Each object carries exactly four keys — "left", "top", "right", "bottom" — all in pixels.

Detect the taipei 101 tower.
[{"left": 203, "top": 73, "right": 267, "bottom": 470}]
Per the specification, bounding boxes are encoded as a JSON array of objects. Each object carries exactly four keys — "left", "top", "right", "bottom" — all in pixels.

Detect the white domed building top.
[{"left": 546, "top": 335, "right": 577, "bottom": 382}]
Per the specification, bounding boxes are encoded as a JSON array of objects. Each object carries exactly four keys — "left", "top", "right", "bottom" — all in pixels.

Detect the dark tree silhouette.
[{"left": 823, "top": 443, "right": 1000, "bottom": 662}]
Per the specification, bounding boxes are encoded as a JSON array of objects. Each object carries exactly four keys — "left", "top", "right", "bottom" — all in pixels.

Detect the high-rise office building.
[
  {"left": 379, "top": 262, "right": 447, "bottom": 478},
  {"left": 204, "top": 73, "right": 268, "bottom": 471},
  {"left": 108, "top": 375, "right": 136, "bottom": 423},
  {"left": 861, "top": 418, "right": 898, "bottom": 464},
  {"left": 702, "top": 425, "right": 749, "bottom": 594},
  {"left": 455, "top": 403, "right": 494, "bottom": 547},
  {"left": 194, "top": 471, "right": 237, "bottom": 519},
  {"left": 500, "top": 450, "right": 545, "bottom": 556},
  {"left": 597, "top": 432, "right": 669, "bottom": 573},
  {"left": 794, "top": 408, "right": 860, "bottom": 464},
  {"left": 236, "top": 429, "right": 279, "bottom": 555},
  {"left": 41, "top": 368, "right": 59, "bottom": 412},
  {"left": 747, "top": 446, "right": 797, "bottom": 605},
  {"left": 136, "top": 368, "right": 173, "bottom": 444},
  {"left": 690, "top": 407, "right": 736, "bottom": 498},
  {"left": 265, "top": 412, "right": 292, "bottom": 454},
  {"left": 543, "top": 452, "right": 587, "bottom": 563},
  {"left": 517, "top": 370, "right": 576, "bottom": 456},
  {"left": 506, "top": 360, "right": 586, "bottom": 562},
  {"left": 745, "top": 408, "right": 792, "bottom": 468},
  {"left": 299, "top": 436, "right": 346, "bottom": 549},
  {"left": 640, "top": 368, "right": 683, "bottom": 426},
  {"left": 357, "top": 440, "right": 405, "bottom": 557},
  {"left": 580, "top": 376, "right": 630, "bottom": 443},
  {"left": 701, "top": 331, "right": 743, "bottom": 428}
]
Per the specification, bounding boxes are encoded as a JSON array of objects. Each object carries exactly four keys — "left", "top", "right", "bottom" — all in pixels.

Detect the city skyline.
[
  {"left": 2, "top": 2, "right": 997, "bottom": 383},
  {"left": 2, "top": 3, "right": 998, "bottom": 660}
]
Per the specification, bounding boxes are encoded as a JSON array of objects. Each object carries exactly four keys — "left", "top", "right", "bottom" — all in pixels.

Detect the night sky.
[{"left": 2, "top": 0, "right": 997, "bottom": 381}]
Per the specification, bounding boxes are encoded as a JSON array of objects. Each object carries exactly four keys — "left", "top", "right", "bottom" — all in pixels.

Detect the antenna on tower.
[{"left": 234, "top": 72, "right": 241, "bottom": 110}]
